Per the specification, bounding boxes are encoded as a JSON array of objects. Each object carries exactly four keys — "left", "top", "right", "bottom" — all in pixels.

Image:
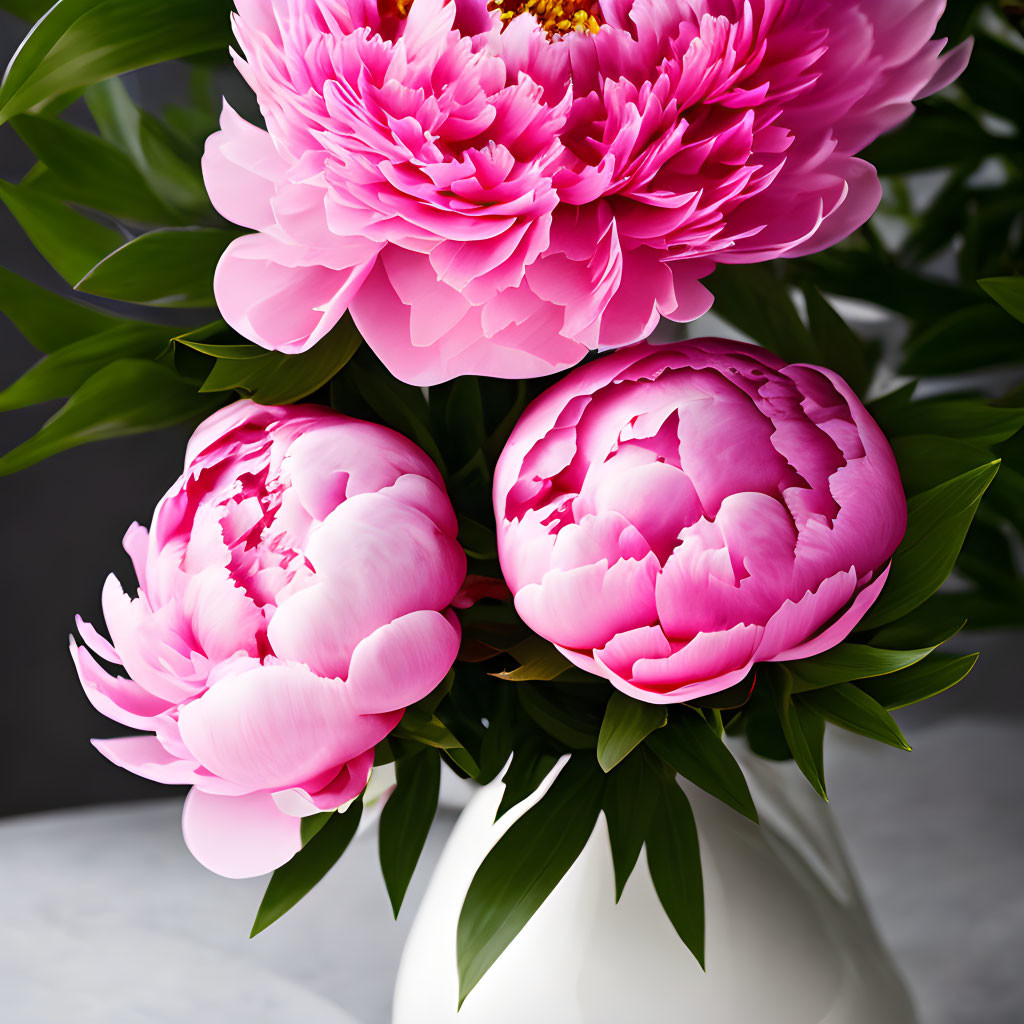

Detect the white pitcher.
[{"left": 393, "top": 751, "right": 917, "bottom": 1024}]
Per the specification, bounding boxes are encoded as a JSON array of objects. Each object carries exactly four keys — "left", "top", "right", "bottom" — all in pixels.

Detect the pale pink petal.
[
  {"left": 345, "top": 609, "right": 461, "bottom": 714},
  {"left": 182, "top": 788, "right": 303, "bottom": 879}
]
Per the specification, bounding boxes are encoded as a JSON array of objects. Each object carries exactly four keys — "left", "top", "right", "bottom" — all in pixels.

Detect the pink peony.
[
  {"left": 493, "top": 339, "right": 906, "bottom": 703},
  {"left": 72, "top": 401, "right": 465, "bottom": 877},
  {"left": 204, "top": 0, "right": 968, "bottom": 385}
]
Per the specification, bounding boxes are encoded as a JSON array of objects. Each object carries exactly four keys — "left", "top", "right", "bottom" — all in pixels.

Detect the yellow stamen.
[{"left": 486, "top": 0, "right": 604, "bottom": 38}]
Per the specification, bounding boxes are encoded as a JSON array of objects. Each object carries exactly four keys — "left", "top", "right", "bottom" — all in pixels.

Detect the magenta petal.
[
  {"left": 182, "top": 788, "right": 303, "bottom": 879},
  {"left": 767, "top": 566, "right": 891, "bottom": 663}
]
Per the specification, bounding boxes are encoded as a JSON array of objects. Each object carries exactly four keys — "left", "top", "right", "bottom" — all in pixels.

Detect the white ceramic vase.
[{"left": 393, "top": 750, "right": 917, "bottom": 1024}]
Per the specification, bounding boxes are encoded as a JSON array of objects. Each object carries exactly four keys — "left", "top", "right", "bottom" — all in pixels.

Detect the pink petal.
[
  {"left": 345, "top": 609, "right": 461, "bottom": 714},
  {"left": 177, "top": 658, "right": 398, "bottom": 791},
  {"left": 182, "top": 788, "right": 303, "bottom": 879}
]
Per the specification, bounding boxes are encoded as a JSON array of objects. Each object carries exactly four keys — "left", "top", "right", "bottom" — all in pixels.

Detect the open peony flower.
[
  {"left": 72, "top": 401, "right": 465, "bottom": 877},
  {"left": 204, "top": 0, "right": 969, "bottom": 385},
  {"left": 493, "top": 339, "right": 906, "bottom": 703}
]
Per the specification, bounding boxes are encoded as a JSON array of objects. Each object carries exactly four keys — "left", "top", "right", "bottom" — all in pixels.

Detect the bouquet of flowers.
[{"left": 2, "top": 0, "right": 1023, "bottom": 1010}]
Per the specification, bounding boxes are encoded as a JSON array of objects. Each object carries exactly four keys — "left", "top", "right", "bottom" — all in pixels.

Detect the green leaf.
[
  {"left": 0, "top": 0, "right": 234, "bottom": 125},
  {"left": 597, "top": 691, "right": 667, "bottom": 772},
  {"left": 881, "top": 398, "right": 1024, "bottom": 447},
  {"left": 457, "top": 757, "right": 604, "bottom": 1007},
  {"left": 75, "top": 227, "right": 236, "bottom": 307},
  {"left": 980, "top": 277, "right": 1024, "bottom": 325},
  {"left": 890, "top": 434, "right": 995, "bottom": 497},
  {"left": 198, "top": 318, "right": 363, "bottom": 405},
  {"left": 645, "top": 777, "right": 705, "bottom": 969},
  {"left": 0, "top": 1, "right": 51, "bottom": 19},
  {"left": 859, "top": 652, "right": 978, "bottom": 710},
  {"left": 251, "top": 801, "right": 363, "bottom": 937},
  {"left": 862, "top": 101, "right": 1002, "bottom": 174},
  {"left": 799, "top": 685, "right": 911, "bottom": 751},
  {"left": 773, "top": 669, "right": 827, "bottom": 800},
  {"left": 341, "top": 355, "right": 445, "bottom": 471},
  {"left": 707, "top": 264, "right": 817, "bottom": 363},
  {"left": 378, "top": 751, "right": 441, "bottom": 917},
  {"left": 517, "top": 684, "right": 600, "bottom": 749},
  {"left": 85, "top": 79, "right": 212, "bottom": 216},
  {"left": 859, "top": 461, "right": 1001, "bottom": 629},
  {"left": 602, "top": 750, "right": 659, "bottom": 901},
  {"left": 495, "top": 743, "right": 558, "bottom": 821},
  {"left": 0, "top": 358, "right": 219, "bottom": 475},
  {"left": 457, "top": 515, "right": 498, "bottom": 561},
  {"left": 646, "top": 712, "right": 758, "bottom": 822},
  {"left": 0, "top": 322, "right": 170, "bottom": 411},
  {"left": 491, "top": 636, "right": 579, "bottom": 683},
  {"left": 801, "top": 285, "right": 871, "bottom": 393},
  {"left": 788, "top": 642, "right": 937, "bottom": 691},
  {"left": 300, "top": 813, "right": 333, "bottom": 846},
  {"left": 0, "top": 179, "right": 122, "bottom": 284},
  {"left": 445, "top": 376, "right": 487, "bottom": 469},
  {"left": 11, "top": 113, "right": 179, "bottom": 224},
  {"left": 0, "top": 264, "right": 120, "bottom": 352},
  {"left": 864, "top": 597, "right": 966, "bottom": 651},
  {"left": 392, "top": 709, "right": 480, "bottom": 779},
  {"left": 901, "top": 303, "right": 1024, "bottom": 375}
]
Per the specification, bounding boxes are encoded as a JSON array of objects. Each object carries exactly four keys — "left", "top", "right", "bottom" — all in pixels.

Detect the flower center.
[{"left": 487, "top": 0, "right": 603, "bottom": 36}]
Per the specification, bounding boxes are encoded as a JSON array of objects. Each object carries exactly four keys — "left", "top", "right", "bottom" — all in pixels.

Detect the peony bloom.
[
  {"left": 72, "top": 401, "right": 465, "bottom": 877},
  {"left": 493, "top": 339, "right": 906, "bottom": 703},
  {"left": 204, "top": 0, "right": 968, "bottom": 385}
]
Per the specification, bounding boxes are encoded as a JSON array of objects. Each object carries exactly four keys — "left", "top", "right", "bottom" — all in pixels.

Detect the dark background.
[{"left": 1, "top": 11, "right": 1020, "bottom": 820}]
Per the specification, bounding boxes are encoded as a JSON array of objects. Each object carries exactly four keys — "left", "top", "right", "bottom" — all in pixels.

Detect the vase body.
[{"left": 393, "top": 751, "right": 917, "bottom": 1024}]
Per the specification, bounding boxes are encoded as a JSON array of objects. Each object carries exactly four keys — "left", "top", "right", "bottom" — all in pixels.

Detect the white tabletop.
[{"left": 1, "top": 718, "right": 1021, "bottom": 1024}]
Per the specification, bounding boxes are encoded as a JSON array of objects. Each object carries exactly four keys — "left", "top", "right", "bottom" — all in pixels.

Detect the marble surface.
[{"left": 1, "top": 717, "right": 1021, "bottom": 1024}]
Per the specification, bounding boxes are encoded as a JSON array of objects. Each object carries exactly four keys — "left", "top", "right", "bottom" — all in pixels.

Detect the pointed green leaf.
[
  {"left": 0, "top": 0, "right": 234, "bottom": 126},
  {"left": 199, "top": 318, "right": 363, "bottom": 405},
  {"left": 773, "top": 670, "right": 827, "bottom": 800},
  {"left": 457, "top": 515, "right": 498, "bottom": 561},
  {"left": 0, "top": 265, "right": 120, "bottom": 352},
  {"left": 517, "top": 684, "right": 600, "bottom": 750},
  {"left": 789, "top": 642, "right": 937, "bottom": 691},
  {"left": 707, "top": 264, "right": 816, "bottom": 363},
  {"left": 890, "top": 434, "right": 994, "bottom": 497},
  {"left": 491, "top": 636, "right": 578, "bottom": 682},
  {"left": 802, "top": 285, "right": 871, "bottom": 393},
  {"left": 602, "top": 750, "right": 659, "bottom": 901},
  {"left": 0, "top": 322, "right": 170, "bottom": 411},
  {"left": 392, "top": 709, "right": 480, "bottom": 779},
  {"left": 646, "top": 778, "right": 705, "bottom": 969},
  {"left": 860, "top": 461, "right": 1001, "bottom": 629},
  {"left": 859, "top": 652, "right": 979, "bottom": 710},
  {"left": 0, "top": 358, "right": 219, "bottom": 475},
  {"left": 980, "top": 277, "right": 1024, "bottom": 325},
  {"left": 378, "top": 751, "right": 441, "bottom": 917},
  {"left": 75, "top": 227, "right": 236, "bottom": 307},
  {"left": 882, "top": 399, "right": 1024, "bottom": 447},
  {"left": 597, "top": 691, "right": 667, "bottom": 772},
  {"left": 11, "top": 113, "right": 179, "bottom": 224},
  {"left": 901, "top": 303, "right": 1024, "bottom": 375},
  {"left": 646, "top": 712, "right": 758, "bottom": 822},
  {"left": 799, "top": 684, "right": 911, "bottom": 751},
  {"left": 251, "top": 801, "right": 363, "bottom": 937},
  {"left": 495, "top": 743, "right": 558, "bottom": 821},
  {"left": 457, "top": 757, "right": 603, "bottom": 1007},
  {"left": 0, "top": 179, "right": 122, "bottom": 284}
]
